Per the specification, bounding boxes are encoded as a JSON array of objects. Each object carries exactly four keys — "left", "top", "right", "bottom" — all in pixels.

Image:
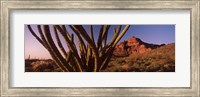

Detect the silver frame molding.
[{"left": 1, "top": 0, "right": 199, "bottom": 96}]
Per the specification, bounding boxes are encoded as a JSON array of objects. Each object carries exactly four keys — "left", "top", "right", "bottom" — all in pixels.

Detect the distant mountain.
[{"left": 113, "top": 36, "right": 166, "bottom": 57}]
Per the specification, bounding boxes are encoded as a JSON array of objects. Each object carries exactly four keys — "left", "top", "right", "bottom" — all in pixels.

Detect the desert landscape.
[{"left": 25, "top": 35, "right": 175, "bottom": 72}]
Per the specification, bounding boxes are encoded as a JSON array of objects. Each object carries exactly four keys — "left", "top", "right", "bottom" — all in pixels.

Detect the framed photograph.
[{"left": 1, "top": 0, "right": 199, "bottom": 96}]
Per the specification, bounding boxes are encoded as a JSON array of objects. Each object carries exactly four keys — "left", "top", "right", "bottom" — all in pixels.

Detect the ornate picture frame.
[{"left": 1, "top": 0, "right": 199, "bottom": 96}]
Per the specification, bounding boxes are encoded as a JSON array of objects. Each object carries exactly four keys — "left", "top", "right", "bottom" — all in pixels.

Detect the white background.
[{"left": 10, "top": 10, "right": 190, "bottom": 87}]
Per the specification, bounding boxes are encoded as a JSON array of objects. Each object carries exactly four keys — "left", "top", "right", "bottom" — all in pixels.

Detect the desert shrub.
[
  {"left": 31, "top": 61, "right": 55, "bottom": 72},
  {"left": 128, "top": 63, "right": 142, "bottom": 72},
  {"left": 25, "top": 61, "right": 32, "bottom": 67},
  {"left": 25, "top": 67, "right": 33, "bottom": 72},
  {"left": 145, "top": 64, "right": 161, "bottom": 72},
  {"left": 102, "top": 65, "right": 123, "bottom": 72},
  {"left": 163, "top": 64, "right": 175, "bottom": 72},
  {"left": 44, "top": 69, "right": 52, "bottom": 72},
  {"left": 53, "top": 68, "right": 62, "bottom": 72},
  {"left": 25, "top": 60, "right": 33, "bottom": 72},
  {"left": 120, "top": 64, "right": 129, "bottom": 71}
]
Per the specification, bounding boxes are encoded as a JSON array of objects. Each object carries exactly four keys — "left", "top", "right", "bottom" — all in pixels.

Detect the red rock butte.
[{"left": 113, "top": 36, "right": 165, "bottom": 57}]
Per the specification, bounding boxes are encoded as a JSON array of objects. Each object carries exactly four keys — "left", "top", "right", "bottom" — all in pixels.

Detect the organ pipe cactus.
[{"left": 27, "top": 25, "right": 130, "bottom": 72}]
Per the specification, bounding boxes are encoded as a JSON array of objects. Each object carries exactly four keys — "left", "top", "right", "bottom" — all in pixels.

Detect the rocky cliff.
[{"left": 113, "top": 36, "right": 165, "bottom": 56}]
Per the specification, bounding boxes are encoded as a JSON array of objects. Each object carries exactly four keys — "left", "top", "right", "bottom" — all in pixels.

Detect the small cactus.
[{"left": 28, "top": 55, "right": 30, "bottom": 60}]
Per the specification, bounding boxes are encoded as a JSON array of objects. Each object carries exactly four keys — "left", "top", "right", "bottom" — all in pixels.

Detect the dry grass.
[{"left": 25, "top": 59, "right": 61, "bottom": 72}]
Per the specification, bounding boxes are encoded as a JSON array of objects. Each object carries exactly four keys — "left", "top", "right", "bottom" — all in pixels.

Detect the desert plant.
[
  {"left": 27, "top": 25, "right": 130, "bottom": 72},
  {"left": 31, "top": 61, "right": 54, "bottom": 72}
]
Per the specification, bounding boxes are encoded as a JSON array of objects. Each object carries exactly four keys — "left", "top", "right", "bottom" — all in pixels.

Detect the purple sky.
[{"left": 25, "top": 25, "right": 175, "bottom": 59}]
